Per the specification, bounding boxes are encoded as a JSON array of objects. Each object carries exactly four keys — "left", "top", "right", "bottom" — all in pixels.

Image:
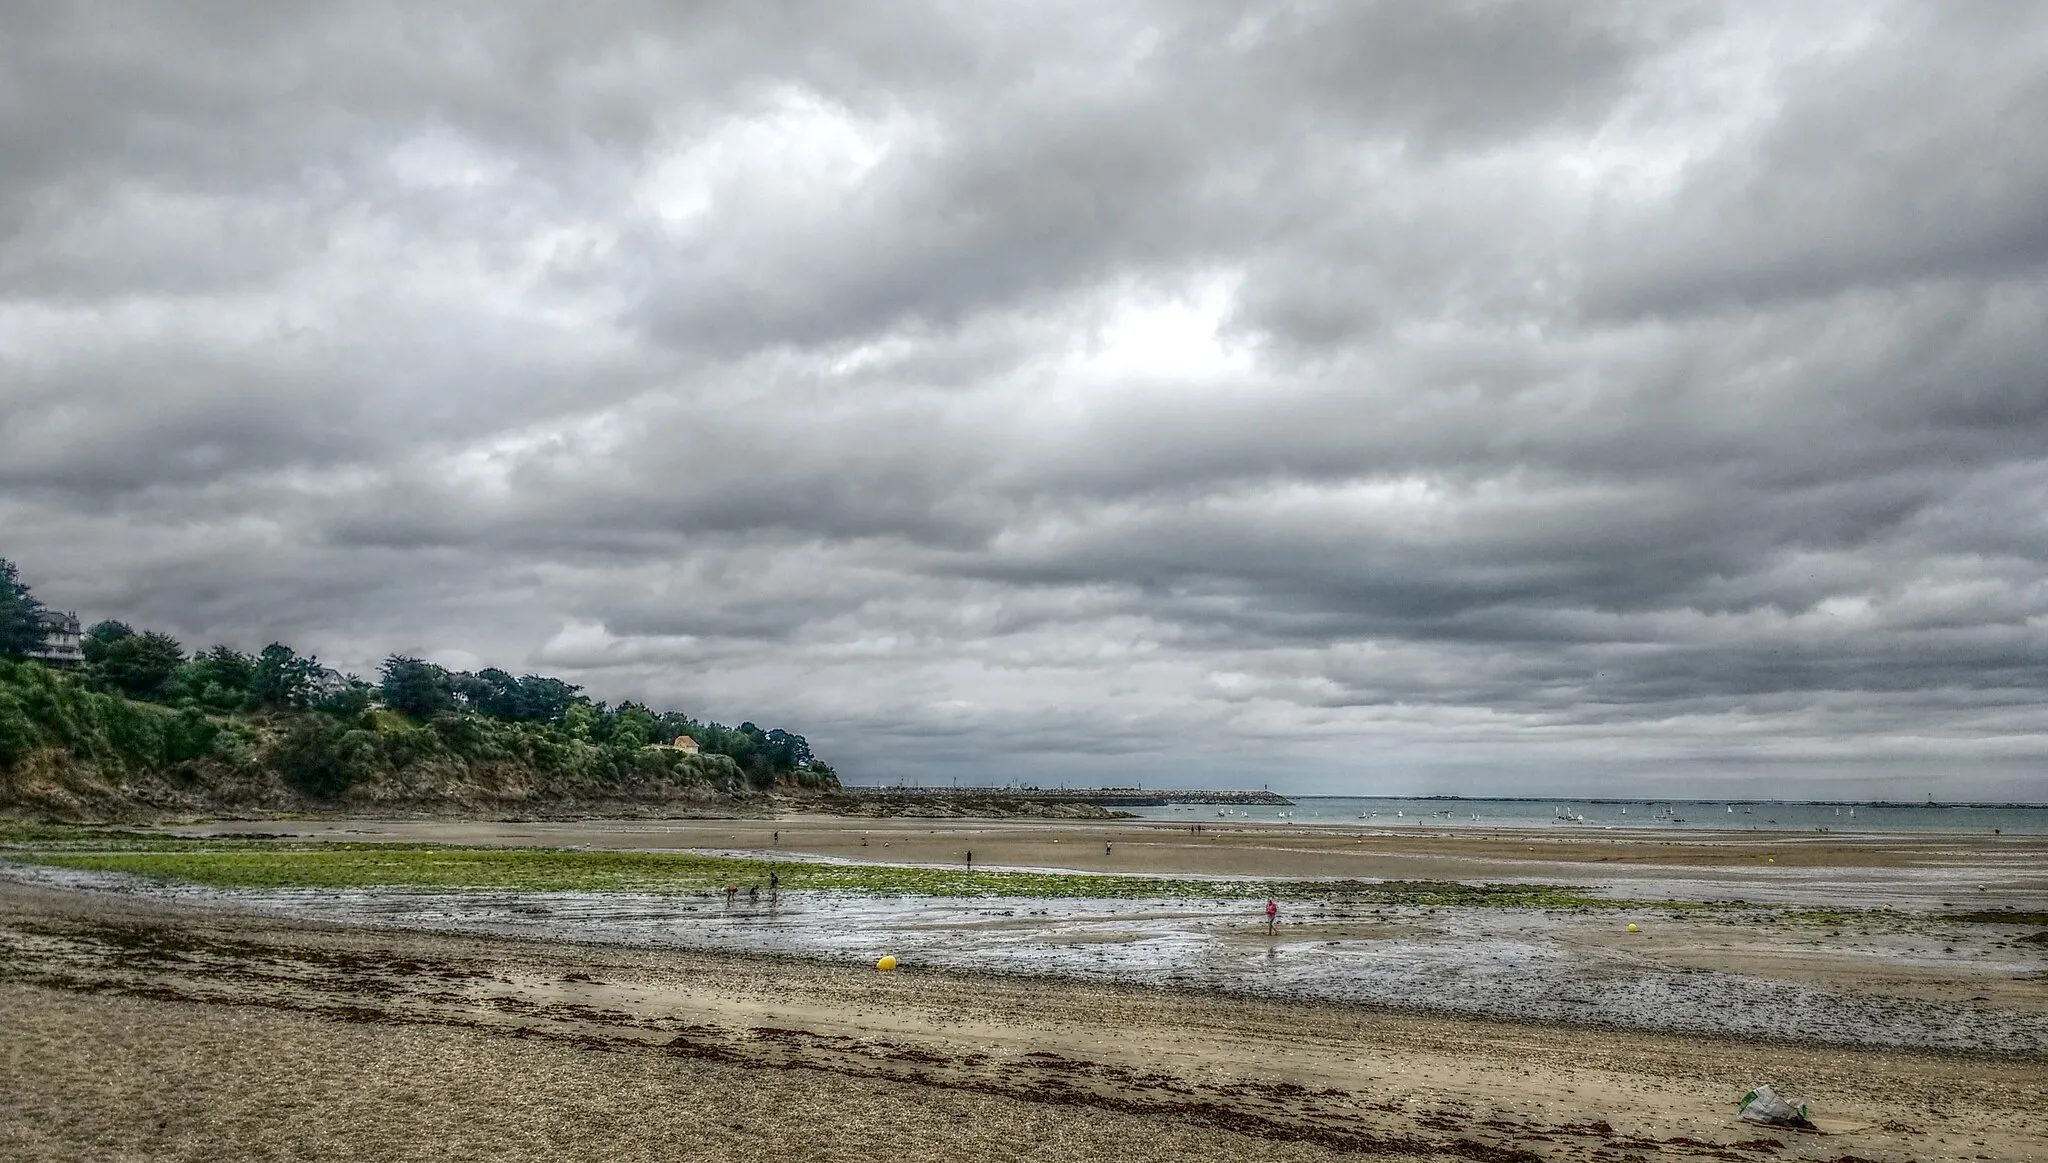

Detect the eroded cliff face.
[{"left": 0, "top": 743, "right": 771, "bottom": 822}]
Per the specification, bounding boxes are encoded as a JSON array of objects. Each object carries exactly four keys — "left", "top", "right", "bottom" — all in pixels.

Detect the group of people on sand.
[
  {"left": 717, "top": 837, "right": 1282, "bottom": 933},
  {"left": 952, "top": 842, "right": 1279, "bottom": 934},
  {"left": 723, "top": 870, "right": 781, "bottom": 905}
]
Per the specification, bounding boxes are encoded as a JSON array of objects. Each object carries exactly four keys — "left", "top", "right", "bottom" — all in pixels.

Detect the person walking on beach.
[{"left": 1265, "top": 898, "right": 1278, "bottom": 936}]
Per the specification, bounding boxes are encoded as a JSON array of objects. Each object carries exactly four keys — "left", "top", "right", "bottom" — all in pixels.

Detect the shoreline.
[
  {"left": 8, "top": 812, "right": 2046, "bottom": 1056},
  {"left": 148, "top": 813, "right": 2048, "bottom": 896},
  {"left": 11, "top": 864, "right": 2042, "bottom": 1055},
  {"left": 144, "top": 807, "right": 2048, "bottom": 838},
  {"left": 6, "top": 877, "right": 2043, "bottom": 1063}
]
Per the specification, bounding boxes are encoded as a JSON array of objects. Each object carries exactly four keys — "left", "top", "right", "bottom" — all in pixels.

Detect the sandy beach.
[
  {"left": 5, "top": 879, "right": 2046, "bottom": 1163},
  {"left": 6, "top": 816, "right": 2046, "bottom": 1161}
]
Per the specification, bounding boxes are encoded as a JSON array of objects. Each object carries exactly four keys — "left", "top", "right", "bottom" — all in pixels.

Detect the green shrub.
[
  {"left": 273, "top": 715, "right": 363, "bottom": 798},
  {"left": 164, "top": 707, "right": 220, "bottom": 764},
  {"left": 209, "top": 727, "right": 255, "bottom": 767},
  {"left": 0, "top": 687, "right": 37, "bottom": 767},
  {"left": 428, "top": 711, "right": 486, "bottom": 756}
]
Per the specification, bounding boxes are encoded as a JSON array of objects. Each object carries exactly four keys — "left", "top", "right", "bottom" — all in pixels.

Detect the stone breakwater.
[{"left": 838, "top": 787, "right": 1294, "bottom": 808}]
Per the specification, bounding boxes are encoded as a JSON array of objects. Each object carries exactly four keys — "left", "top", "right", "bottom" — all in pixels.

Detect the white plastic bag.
[{"left": 1738, "top": 1084, "right": 1807, "bottom": 1126}]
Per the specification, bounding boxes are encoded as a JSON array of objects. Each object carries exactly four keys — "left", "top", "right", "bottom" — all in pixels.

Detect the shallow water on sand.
[{"left": 8, "top": 861, "right": 2044, "bottom": 1055}]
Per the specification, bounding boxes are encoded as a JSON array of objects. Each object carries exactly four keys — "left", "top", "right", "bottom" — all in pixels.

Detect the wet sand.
[
  {"left": 5, "top": 882, "right": 2046, "bottom": 1163},
  {"left": 133, "top": 814, "right": 2048, "bottom": 1050},
  {"left": 12, "top": 816, "right": 2043, "bottom": 1159},
  {"left": 11, "top": 856, "right": 2043, "bottom": 1052}
]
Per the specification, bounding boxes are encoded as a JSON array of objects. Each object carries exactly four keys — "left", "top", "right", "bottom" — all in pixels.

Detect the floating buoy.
[
  {"left": 1767, "top": 857, "right": 1776, "bottom": 864},
  {"left": 1627, "top": 923, "right": 1639, "bottom": 933},
  {"left": 875, "top": 955, "right": 898, "bottom": 972}
]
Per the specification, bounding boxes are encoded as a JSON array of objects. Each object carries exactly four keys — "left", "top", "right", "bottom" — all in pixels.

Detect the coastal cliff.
[{"left": 0, "top": 660, "right": 834, "bottom": 822}]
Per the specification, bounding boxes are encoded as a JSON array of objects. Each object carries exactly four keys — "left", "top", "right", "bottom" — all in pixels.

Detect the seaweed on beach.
[
  {"left": 0, "top": 823, "right": 166, "bottom": 844},
  {"left": 1946, "top": 910, "right": 2048, "bottom": 926}
]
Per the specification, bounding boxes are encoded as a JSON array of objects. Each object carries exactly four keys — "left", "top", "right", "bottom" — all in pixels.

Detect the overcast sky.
[{"left": 4, "top": 2, "right": 2046, "bottom": 799}]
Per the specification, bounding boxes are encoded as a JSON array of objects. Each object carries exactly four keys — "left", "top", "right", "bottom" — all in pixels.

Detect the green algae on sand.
[{"left": 1, "top": 838, "right": 1659, "bottom": 908}]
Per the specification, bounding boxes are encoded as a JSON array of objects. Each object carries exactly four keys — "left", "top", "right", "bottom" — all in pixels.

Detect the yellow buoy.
[
  {"left": 1767, "top": 857, "right": 1776, "bottom": 864},
  {"left": 1627, "top": 923, "right": 1639, "bottom": 933},
  {"left": 876, "top": 955, "right": 898, "bottom": 972}
]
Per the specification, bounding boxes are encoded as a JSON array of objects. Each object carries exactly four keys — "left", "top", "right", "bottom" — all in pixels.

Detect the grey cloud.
[
  {"left": 633, "top": 0, "right": 1665, "bottom": 353},
  {"left": 1582, "top": 6, "right": 2048, "bottom": 316},
  {"left": 1216, "top": 0, "right": 1653, "bottom": 144},
  {"left": 3, "top": 1, "right": 2046, "bottom": 798}
]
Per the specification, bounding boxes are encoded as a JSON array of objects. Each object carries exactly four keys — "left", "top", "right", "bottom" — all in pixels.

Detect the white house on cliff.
[{"left": 29, "top": 610, "right": 83, "bottom": 668}]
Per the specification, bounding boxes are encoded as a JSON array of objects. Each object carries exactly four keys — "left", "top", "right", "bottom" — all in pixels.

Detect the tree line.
[{"left": 0, "top": 557, "right": 831, "bottom": 782}]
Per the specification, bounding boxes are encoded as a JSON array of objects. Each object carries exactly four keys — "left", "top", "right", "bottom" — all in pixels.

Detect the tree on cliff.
[
  {"left": 380, "top": 655, "right": 454, "bottom": 718},
  {"left": 0, "top": 559, "right": 48, "bottom": 658},
  {"left": 0, "top": 558, "right": 840, "bottom": 788},
  {"left": 183, "top": 645, "right": 258, "bottom": 709},
  {"left": 92, "top": 631, "right": 187, "bottom": 699},
  {"left": 253, "top": 643, "right": 322, "bottom": 709},
  {"left": 80, "top": 620, "right": 133, "bottom": 664}
]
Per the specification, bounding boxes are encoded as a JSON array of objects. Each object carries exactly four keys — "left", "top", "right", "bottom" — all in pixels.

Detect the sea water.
[{"left": 1124, "top": 796, "right": 2048, "bottom": 834}]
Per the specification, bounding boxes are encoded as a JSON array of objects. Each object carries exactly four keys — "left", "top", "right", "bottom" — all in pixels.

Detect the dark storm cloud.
[{"left": 4, "top": 0, "right": 2046, "bottom": 797}]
